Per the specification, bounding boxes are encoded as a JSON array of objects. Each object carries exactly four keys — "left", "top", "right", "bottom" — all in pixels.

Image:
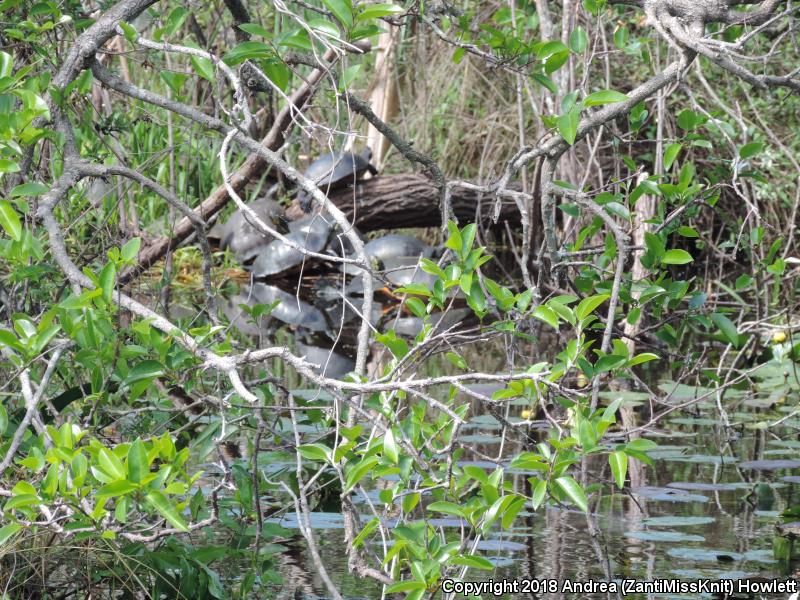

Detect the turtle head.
[{"left": 298, "top": 191, "right": 313, "bottom": 213}]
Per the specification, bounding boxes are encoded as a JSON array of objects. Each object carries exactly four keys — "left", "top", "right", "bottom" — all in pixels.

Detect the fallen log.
[{"left": 284, "top": 174, "right": 524, "bottom": 231}]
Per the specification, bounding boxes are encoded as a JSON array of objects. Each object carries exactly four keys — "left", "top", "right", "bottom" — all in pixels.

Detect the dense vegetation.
[{"left": 0, "top": 0, "right": 799, "bottom": 598}]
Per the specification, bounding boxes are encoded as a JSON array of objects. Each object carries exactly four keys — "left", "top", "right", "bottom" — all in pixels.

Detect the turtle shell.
[
  {"left": 382, "top": 255, "right": 437, "bottom": 288},
  {"left": 364, "top": 234, "right": 431, "bottom": 264},
  {"left": 342, "top": 234, "right": 432, "bottom": 275},
  {"left": 296, "top": 342, "right": 355, "bottom": 378},
  {"left": 250, "top": 216, "right": 332, "bottom": 278},
  {"left": 216, "top": 198, "right": 282, "bottom": 259},
  {"left": 299, "top": 148, "right": 373, "bottom": 211},
  {"left": 249, "top": 283, "right": 328, "bottom": 331}
]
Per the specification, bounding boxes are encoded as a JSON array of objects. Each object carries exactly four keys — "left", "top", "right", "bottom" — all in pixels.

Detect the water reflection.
[{"left": 259, "top": 409, "right": 800, "bottom": 600}]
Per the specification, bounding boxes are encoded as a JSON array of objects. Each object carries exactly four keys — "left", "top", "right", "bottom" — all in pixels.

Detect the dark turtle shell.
[
  {"left": 296, "top": 342, "right": 355, "bottom": 378},
  {"left": 249, "top": 283, "right": 328, "bottom": 331},
  {"left": 364, "top": 234, "right": 431, "bottom": 264},
  {"left": 343, "top": 234, "right": 433, "bottom": 275},
  {"left": 214, "top": 198, "right": 283, "bottom": 260},
  {"left": 250, "top": 215, "right": 332, "bottom": 278},
  {"left": 382, "top": 255, "right": 437, "bottom": 288},
  {"left": 298, "top": 148, "right": 374, "bottom": 212}
]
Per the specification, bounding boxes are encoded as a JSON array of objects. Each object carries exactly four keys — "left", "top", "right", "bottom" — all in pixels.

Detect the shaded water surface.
[
  {"left": 261, "top": 393, "right": 800, "bottom": 599},
  {"left": 207, "top": 276, "right": 800, "bottom": 599}
]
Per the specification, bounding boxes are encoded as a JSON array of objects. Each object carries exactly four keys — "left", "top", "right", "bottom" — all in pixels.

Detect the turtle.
[
  {"left": 249, "top": 283, "right": 328, "bottom": 331},
  {"left": 313, "top": 277, "right": 383, "bottom": 325},
  {"left": 212, "top": 197, "right": 287, "bottom": 262},
  {"left": 298, "top": 148, "right": 377, "bottom": 212},
  {"left": 342, "top": 234, "right": 434, "bottom": 276},
  {"left": 382, "top": 255, "right": 437, "bottom": 288},
  {"left": 250, "top": 215, "right": 332, "bottom": 278},
  {"left": 390, "top": 307, "right": 472, "bottom": 338},
  {"left": 296, "top": 342, "right": 355, "bottom": 378}
]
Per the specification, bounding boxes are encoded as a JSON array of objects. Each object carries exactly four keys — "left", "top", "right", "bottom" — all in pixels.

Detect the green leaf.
[
  {"left": 450, "top": 555, "right": 494, "bottom": 570},
  {"left": 554, "top": 476, "right": 588, "bottom": 512},
  {"left": 461, "top": 223, "right": 477, "bottom": 257},
  {"left": 385, "top": 581, "right": 427, "bottom": 593},
  {"left": 445, "top": 351, "right": 467, "bottom": 370},
  {"left": 445, "top": 220, "right": 462, "bottom": 252},
  {"left": 426, "top": 501, "right": 465, "bottom": 517},
  {"left": 120, "top": 238, "right": 141, "bottom": 262},
  {"left": 164, "top": 7, "right": 189, "bottom": 37},
  {"left": 11, "top": 182, "right": 48, "bottom": 197},
  {"left": 4, "top": 494, "right": 40, "bottom": 510},
  {"left": 97, "top": 447, "right": 126, "bottom": 481},
  {"left": 0, "top": 523, "right": 21, "bottom": 547},
  {"left": 393, "top": 283, "right": 431, "bottom": 297},
  {"left": 627, "top": 352, "right": 659, "bottom": 367},
  {"left": 711, "top": 312, "right": 739, "bottom": 347},
  {"left": 531, "top": 479, "right": 547, "bottom": 509},
  {"left": 533, "top": 305, "right": 559, "bottom": 329},
  {"left": 344, "top": 456, "right": 378, "bottom": 491},
  {"left": 569, "top": 27, "right": 588, "bottom": 53},
  {"left": 0, "top": 200, "right": 22, "bottom": 241},
  {"left": 739, "top": 141, "right": 763, "bottom": 160},
  {"left": 352, "top": 517, "right": 379, "bottom": 548},
  {"left": 238, "top": 23, "right": 271, "bottom": 38},
  {"left": 358, "top": 3, "right": 404, "bottom": 20},
  {"left": 662, "top": 249, "right": 693, "bottom": 265},
  {"left": 99, "top": 262, "right": 116, "bottom": 304},
  {"left": 298, "top": 443, "right": 332, "bottom": 463},
  {"left": 0, "top": 51, "right": 13, "bottom": 79},
  {"left": 557, "top": 105, "right": 581, "bottom": 145},
  {"left": 119, "top": 21, "right": 138, "bottom": 43},
  {"left": 583, "top": 89, "right": 628, "bottom": 107},
  {"left": 0, "top": 160, "right": 20, "bottom": 174},
  {"left": 96, "top": 480, "right": 138, "bottom": 500},
  {"left": 677, "top": 226, "right": 698, "bottom": 238},
  {"left": 626, "top": 438, "right": 658, "bottom": 452},
  {"left": 322, "top": 0, "right": 354, "bottom": 27},
  {"left": 383, "top": 429, "right": 399, "bottom": 464},
  {"left": 127, "top": 439, "right": 147, "bottom": 484},
  {"left": 467, "top": 280, "right": 487, "bottom": 314},
  {"left": 146, "top": 490, "right": 189, "bottom": 531},
  {"left": 125, "top": 360, "right": 165, "bottom": 384},
  {"left": 594, "top": 354, "right": 626, "bottom": 373},
  {"left": 609, "top": 451, "right": 628, "bottom": 489},
  {"left": 532, "top": 73, "right": 557, "bottom": 94},
  {"left": 0, "top": 403, "right": 7, "bottom": 436},
  {"left": 575, "top": 293, "right": 609, "bottom": 321},
  {"left": 663, "top": 143, "right": 681, "bottom": 170}
]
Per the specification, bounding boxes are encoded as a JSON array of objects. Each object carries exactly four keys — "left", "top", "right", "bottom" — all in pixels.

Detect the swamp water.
[
  {"left": 203, "top": 281, "right": 800, "bottom": 598},
  {"left": 258, "top": 370, "right": 800, "bottom": 599}
]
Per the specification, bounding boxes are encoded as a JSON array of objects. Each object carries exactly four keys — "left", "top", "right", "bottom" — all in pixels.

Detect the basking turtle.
[
  {"left": 249, "top": 283, "right": 328, "bottom": 331},
  {"left": 382, "top": 255, "right": 437, "bottom": 288},
  {"left": 298, "top": 148, "right": 377, "bottom": 212},
  {"left": 296, "top": 342, "right": 355, "bottom": 378},
  {"left": 390, "top": 307, "right": 472, "bottom": 338},
  {"left": 213, "top": 197, "right": 287, "bottom": 262},
  {"left": 250, "top": 215, "right": 332, "bottom": 278},
  {"left": 342, "top": 234, "right": 434, "bottom": 276}
]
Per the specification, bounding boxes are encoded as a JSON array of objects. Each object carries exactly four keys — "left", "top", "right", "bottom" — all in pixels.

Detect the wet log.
[{"left": 284, "top": 174, "right": 525, "bottom": 231}]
